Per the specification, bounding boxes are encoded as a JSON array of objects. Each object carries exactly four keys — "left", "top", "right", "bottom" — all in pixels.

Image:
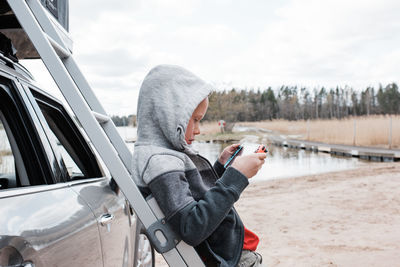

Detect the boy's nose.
[{"left": 194, "top": 126, "right": 200, "bottom": 135}]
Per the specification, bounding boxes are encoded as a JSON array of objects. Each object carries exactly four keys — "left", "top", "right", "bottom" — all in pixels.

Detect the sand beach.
[{"left": 156, "top": 162, "right": 400, "bottom": 266}]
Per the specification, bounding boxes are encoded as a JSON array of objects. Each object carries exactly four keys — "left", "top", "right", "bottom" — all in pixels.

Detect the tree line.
[
  {"left": 111, "top": 114, "right": 136, "bottom": 127},
  {"left": 203, "top": 83, "right": 400, "bottom": 122},
  {"left": 110, "top": 82, "right": 399, "bottom": 126}
]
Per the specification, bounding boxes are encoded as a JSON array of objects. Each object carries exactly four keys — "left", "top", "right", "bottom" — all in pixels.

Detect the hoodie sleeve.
[
  {"left": 144, "top": 155, "right": 249, "bottom": 247},
  {"left": 213, "top": 160, "right": 226, "bottom": 178}
]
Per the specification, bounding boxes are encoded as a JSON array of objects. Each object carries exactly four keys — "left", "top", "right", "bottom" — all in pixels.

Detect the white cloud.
[
  {"left": 22, "top": 0, "right": 400, "bottom": 115},
  {"left": 215, "top": 0, "right": 400, "bottom": 89}
]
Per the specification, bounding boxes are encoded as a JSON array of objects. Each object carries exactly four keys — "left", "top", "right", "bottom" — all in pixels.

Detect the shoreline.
[
  {"left": 195, "top": 128, "right": 400, "bottom": 162},
  {"left": 156, "top": 162, "right": 400, "bottom": 266}
]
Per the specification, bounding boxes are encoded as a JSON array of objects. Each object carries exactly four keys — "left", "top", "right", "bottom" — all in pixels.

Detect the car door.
[
  {"left": 0, "top": 75, "right": 103, "bottom": 267},
  {"left": 28, "top": 85, "right": 138, "bottom": 267}
]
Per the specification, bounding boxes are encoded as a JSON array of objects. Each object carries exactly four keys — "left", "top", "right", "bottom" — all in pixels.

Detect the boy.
[{"left": 132, "top": 65, "right": 266, "bottom": 266}]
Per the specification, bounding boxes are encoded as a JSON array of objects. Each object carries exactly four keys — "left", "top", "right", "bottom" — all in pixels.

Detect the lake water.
[
  {"left": 1, "top": 127, "right": 366, "bottom": 182},
  {"left": 116, "top": 126, "right": 137, "bottom": 142},
  {"left": 121, "top": 126, "right": 365, "bottom": 182},
  {"left": 191, "top": 141, "right": 365, "bottom": 183}
]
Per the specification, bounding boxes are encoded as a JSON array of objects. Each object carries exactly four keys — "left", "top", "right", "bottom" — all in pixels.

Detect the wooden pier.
[{"left": 268, "top": 136, "right": 400, "bottom": 162}]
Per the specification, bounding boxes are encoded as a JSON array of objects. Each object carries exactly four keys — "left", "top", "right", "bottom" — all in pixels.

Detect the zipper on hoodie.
[{"left": 196, "top": 154, "right": 220, "bottom": 181}]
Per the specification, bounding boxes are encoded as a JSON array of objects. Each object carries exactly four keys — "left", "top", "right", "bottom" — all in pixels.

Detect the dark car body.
[{"left": 0, "top": 52, "right": 151, "bottom": 266}]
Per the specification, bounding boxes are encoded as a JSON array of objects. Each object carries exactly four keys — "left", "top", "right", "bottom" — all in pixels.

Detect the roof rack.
[
  {"left": 6, "top": 0, "right": 205, "bottom": 266},
  {"left": 0, "top": 0, "right": 72, "bottom": 59}
]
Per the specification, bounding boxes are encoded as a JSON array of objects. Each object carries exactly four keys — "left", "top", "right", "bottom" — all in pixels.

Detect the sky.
[{"left": 22, "top": 0, "right": 400, "bottom": 115}]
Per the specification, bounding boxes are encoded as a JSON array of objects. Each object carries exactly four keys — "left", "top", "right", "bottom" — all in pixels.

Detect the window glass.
[
  {"left": 0, "top": 83, "right": 50, "bottom": 188},
  {"left": 31, "top": 91, "right": 103, "bottom": 181},
  {"left": 0, "top": 117, "right": 14, "bottom": 177},
  {"left": 0, "top": 110, "right": 29, "bottom": 189},
  {"left": 71, "top": 122, "right": 111, "bottom": 178},
  {"left": 39, "top": 108, "right": 86, "bottom": 179},
  {"left": 43, "top": 118, "right": 84, "bottom": 178},
  {"left": 88, "top": 141, "right": 111, "bottom": 178}
]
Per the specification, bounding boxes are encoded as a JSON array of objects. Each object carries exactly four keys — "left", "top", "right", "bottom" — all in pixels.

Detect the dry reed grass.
[
  {"left": 200, "top": 121, "right": 221, "bottom": 135},
  {"left": 240, "top": 115, "right": 400, "bottom": 148}
]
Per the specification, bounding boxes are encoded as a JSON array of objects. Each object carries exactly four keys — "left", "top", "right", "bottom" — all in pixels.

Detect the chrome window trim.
[
  {"left": 0, "top": 177, "right": 109, "bottom": 199},
  {"left": 0, "top": 63, "right": 33, "bottom": 84},
  {"left": 66, "top": 176, "right": 109, "bottom": 187},
  {"left": 13, "top": 82, "right": 61, "bottom": 183},
  {"left": 0, "top": 182, "right": 69, "bottom": 199}
]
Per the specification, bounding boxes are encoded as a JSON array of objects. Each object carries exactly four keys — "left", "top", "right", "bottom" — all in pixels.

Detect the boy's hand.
[
  {"left": 231, "top": 153, "right": 266, "bottom": 179},
  {"left": 218, "top": 144, "right": 243, "bottom": 165}
]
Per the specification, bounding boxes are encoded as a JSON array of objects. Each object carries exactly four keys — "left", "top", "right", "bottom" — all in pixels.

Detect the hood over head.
[{"left": 135, "top": 65, "right": 213, "bottom": 153}]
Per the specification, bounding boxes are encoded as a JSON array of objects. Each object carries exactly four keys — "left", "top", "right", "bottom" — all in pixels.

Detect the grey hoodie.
[{"left": 132, "top": 65, "right": 249, "bottom": 266}]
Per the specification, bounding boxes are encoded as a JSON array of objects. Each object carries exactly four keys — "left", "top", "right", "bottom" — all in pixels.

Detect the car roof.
[{"left": 0, "top": 52, "right": 63, "bottom": 106}]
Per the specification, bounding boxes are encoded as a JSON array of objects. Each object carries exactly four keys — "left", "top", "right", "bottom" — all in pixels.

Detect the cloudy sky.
[{"left": 23, "top": 0, "right": 400, "bottom": 115}]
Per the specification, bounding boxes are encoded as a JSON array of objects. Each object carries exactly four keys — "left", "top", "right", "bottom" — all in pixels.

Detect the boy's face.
[{"left": 185, "top": 97, "right": 209, "bottom": 145}]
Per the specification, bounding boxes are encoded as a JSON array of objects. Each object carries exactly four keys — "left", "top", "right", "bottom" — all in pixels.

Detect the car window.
[
  {"left": 0, "top": 115, "right": 13, "bottom": 170},
  {"left": 40, "top": 109, "right": 84, "bottom": 178},
  {"left": 0, "top": 82, "right": 51, "bottom": 189},
  {"left": 0, "top": 112, "right": 16, "bottom": 188},
  {"left": 31, "top": 90, "right": 103, "bottom": 181},
  {"left": 0, "top": 110, "right": 31, "bottom": 189}
]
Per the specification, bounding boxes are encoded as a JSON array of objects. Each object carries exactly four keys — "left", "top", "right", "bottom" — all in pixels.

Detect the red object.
[
  {"left": 243, "top": 226, "right": 259, "bottom": 251},
  {"left": 255, "top": 145, "right": 267, "bottom": 153}
]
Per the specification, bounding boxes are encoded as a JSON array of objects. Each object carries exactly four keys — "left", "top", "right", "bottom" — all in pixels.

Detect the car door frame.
[
  {"left": 0, "top": 70, "right": 106, "bottom": 267},
  {"left": 19, "top": 80, "right": 139, "bottom": 267}
]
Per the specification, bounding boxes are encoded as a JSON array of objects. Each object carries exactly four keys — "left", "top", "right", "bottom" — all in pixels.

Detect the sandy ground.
[{"left": 155, "top": 162, "right": 400, "bottom": 266}]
